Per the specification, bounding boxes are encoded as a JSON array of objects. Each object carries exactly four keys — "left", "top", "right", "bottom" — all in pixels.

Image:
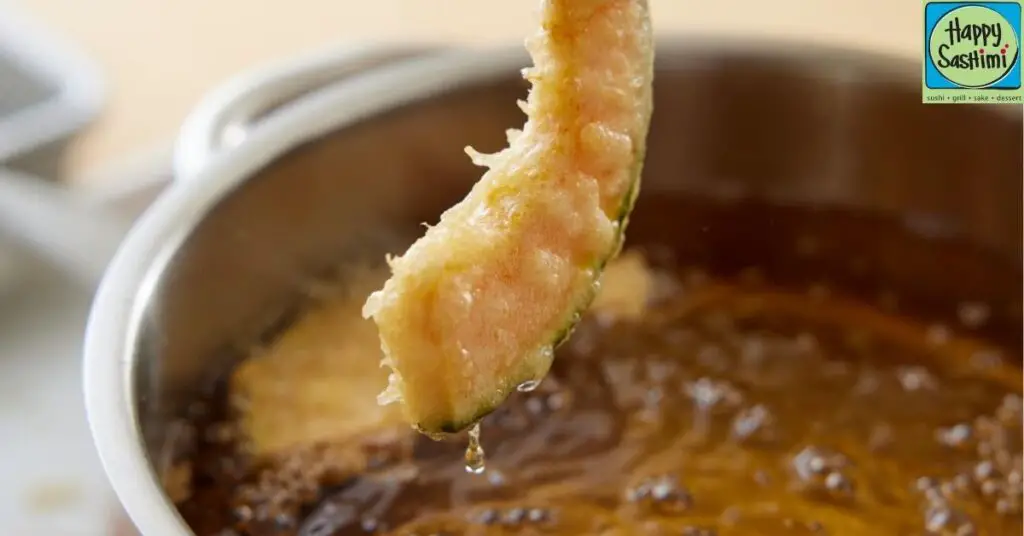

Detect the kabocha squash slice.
[{"left": 363, "top": 0, "right": 655, "bottom": 436}]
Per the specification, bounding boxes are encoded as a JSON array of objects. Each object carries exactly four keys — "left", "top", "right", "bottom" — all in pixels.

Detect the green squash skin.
[
  {"left": 419, "top": 357, "right": 549, "bottom": 437},
  {"left": 425, "top": 143, "right": 651, "bottom": 437}
]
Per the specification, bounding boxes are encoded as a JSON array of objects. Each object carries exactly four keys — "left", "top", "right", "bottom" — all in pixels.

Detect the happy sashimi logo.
[{"left": 923, "top": 1, "right": 1023, "bottom": 103}]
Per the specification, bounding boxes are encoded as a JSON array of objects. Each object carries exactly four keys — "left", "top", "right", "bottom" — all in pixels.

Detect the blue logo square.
[{"left": 924, "top": 1, "right": 1022, "bottom": 90}]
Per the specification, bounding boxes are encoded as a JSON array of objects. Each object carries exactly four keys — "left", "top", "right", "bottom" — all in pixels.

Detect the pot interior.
[{"left": 128, "top": 45, "right": 1021, "bottom": 534}]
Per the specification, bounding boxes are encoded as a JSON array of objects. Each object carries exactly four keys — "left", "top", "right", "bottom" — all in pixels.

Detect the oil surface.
[{"left": 174, "top": 201, "right": 1022, "bottom": 536}]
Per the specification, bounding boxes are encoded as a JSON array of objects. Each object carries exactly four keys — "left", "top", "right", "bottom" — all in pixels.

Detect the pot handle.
[{"left": 173, "top": 44, "right": 442, "bottom": 180}]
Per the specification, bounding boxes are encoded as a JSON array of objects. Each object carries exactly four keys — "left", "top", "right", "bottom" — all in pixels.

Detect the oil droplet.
[
  {"left": 465, "top": 424, "right": 486, "bottom": 474},
  {"left": 517, "top": 380, "right": 541, "bottom": 392}
]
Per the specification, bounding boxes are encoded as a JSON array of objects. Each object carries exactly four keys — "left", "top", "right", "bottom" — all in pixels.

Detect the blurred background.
[
  {"left": 18, "top": 0, "right": 918, "bottom": 184},
  {"left": 0, "top": 0, "right": 920, "bottom": 534}
]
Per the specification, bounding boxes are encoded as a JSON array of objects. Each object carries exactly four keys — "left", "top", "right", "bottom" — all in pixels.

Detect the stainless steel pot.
[{"left": 84, "top": 39, "right": 1022, "bottom": 536}]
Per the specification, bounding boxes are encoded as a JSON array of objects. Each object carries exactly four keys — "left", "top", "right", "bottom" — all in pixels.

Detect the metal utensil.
[
  {"left": 0, "top": 3, "right": 106, "bottom": 294},
  {"left": 0, "top": 3, "right": 104, "bottom": 178},
  {"left": 0, "top": 166, "right": 128, "bottom": 291}
]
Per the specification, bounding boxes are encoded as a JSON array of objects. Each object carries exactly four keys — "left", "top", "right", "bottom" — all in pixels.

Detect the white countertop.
[
  {"left": 0, "top": 174, "right": 167, "bottom": 535},
  {"left": 0, "top": 265, "right": 112, "bottom": 534}
]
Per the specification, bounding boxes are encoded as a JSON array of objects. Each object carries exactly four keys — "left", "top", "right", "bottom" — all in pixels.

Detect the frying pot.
[{"left": 84, "top": 38, "right": 1023, "bottom": 536}]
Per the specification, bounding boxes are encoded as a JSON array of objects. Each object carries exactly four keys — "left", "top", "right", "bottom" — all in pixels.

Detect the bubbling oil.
[{"left": 172, "top": 201, "right": 1022, "bottom": 536}]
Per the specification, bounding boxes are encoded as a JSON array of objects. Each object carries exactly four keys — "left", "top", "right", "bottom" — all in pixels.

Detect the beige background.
[{"left": 19, "top": 0, "right": 920, "bottom": 184}]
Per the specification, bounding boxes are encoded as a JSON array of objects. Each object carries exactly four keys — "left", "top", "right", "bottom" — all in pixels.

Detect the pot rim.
[{"left": 83, "top": 37, "right": 1007, "bottom": 536}]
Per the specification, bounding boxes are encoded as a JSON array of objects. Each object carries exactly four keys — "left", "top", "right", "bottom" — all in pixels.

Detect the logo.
[{"left": 923, "top": 1, "right": 1023, "bottom": 103}]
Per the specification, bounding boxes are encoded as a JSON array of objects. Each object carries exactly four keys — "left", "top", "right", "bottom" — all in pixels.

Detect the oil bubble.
[{"left": 957, "top": 302, "right": 990, "bottom": 329}]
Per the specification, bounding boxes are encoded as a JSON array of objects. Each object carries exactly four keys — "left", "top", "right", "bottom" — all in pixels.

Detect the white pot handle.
[{"left": 173, "top": 44, "right": 441, "bottom": 180}]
